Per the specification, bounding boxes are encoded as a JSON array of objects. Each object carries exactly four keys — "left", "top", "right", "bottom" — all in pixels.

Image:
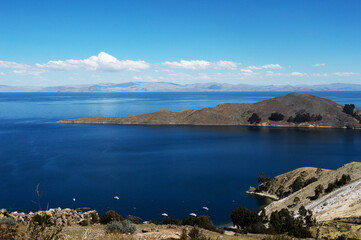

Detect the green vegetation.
[
  {"left": 269, "top": 207, "right": 313, "bottom": 238},
  {"left": 268, "top": 112, "right": 284, "bottom": 121},
  {"left": 248, "top": 113, "right": 261, "bottom": 124},
  {"left": 230, "top": 206, "right": 265, "bottom": 233},
  {"left": 0, "top": 216, "right": 16, "bottom": 227},
  {"left": 290, "top": 176, "right": 304, "bottom": 192},
  {"left": 162, "top": 217, "right": 181, "bottom": 225},
  {"left": 126, "top": 215, "right": 142, "bottom": 224},
  {"left": 100, "top": 210, "right": 123, "bottom": 224},
  {"left": 343, "top": 104, "right": 361, "bottom": 123},
  {"left": 31, "top": 213, "right": 53, "bottom": 231},
  {"left": 231, "top": 205, "right": 314, "bottom": 238},
  {"left": 343, "top": 104, "right": 355, "bottom": 115},
  {"left": 313, "top": 184, "right": 324, "bottom": 199},
  {"left": 181, "top": 215, "right": 222, "bottom": 233},
  {"left": 256, "top": 172, "right": 273, "bottom": 192},
  {"left": 105, "top": 220, "right": 137, "bottom": 234},
  {"left": 325, "top": 174, "right": 351, "bottom": 193},
  {"left": 179, "top": 227, "right": 214, "bottom": 240},
  {"left": 287, "top": 113, "right": 322, "bottom": 123}
]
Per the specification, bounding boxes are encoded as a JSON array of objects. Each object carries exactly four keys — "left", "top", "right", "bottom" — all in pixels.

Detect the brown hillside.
[{"left": 59, "top": 93, "right": 361, "bottom": 129}]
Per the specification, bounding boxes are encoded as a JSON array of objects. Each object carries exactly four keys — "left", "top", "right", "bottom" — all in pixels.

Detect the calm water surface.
[{"left": 0, "top": 92, "right": 360, "bottom": 225}]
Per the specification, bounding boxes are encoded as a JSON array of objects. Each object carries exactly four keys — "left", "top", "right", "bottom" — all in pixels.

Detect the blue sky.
[{"left": 0, "top": 0, "right": 360, "bottom": 86}]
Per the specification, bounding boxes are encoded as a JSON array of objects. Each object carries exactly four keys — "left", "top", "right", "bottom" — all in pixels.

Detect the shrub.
[
  {"left": 290, "top": 177, "right": 304, "bottom": 193},
  {"left": 325, "top": 174, "right": 351, "bottom": 193},
  {"left": 89, "top": 211, "right": 100, "bottom": 224},
  {"left": 268, "top": 113, "right": 284, "bottom": 121},
  {"left": 188, "top": 227, "right": 212, "bottom": 240},
  {"left": 105, "top": 220, "right": 137, "bottom": 234},
  {"left": 257, "top": 172, "right": 272, "bottom": 184},
  {"left": 343, "top": 104, "right": 355, "bottom": 115},
  {"left": 28, "top": 216, "right": 63, "bottom": 240},
  {"left": 0, "top": 216, "right": 16, "bottom": 226},
  {"left": 288, "top": 113, "right": 322, "bottom": 123},
  {"left": 248, "top": 113, "right": 261, "bottom": 124},
  {"left": 31, "top": 213, "right": 53, "bottom": 230},
  {"left": 100, "top": 210, "right": 123, "bottom": 224},
  {"left": 303, "top": 177, "right": 318, "bottom": 187},
  {"left": 162, "top": 217, "right": 181, "bottom": 225},
  {"left": 269, "top": 208, "right": 312, "bottom": 238},
  {"left": 126, "top": 215, "right": 141, "bottom": 224},
  {"left": 314, "top": 184, "right": 324, "bottom": 199},
  {"left": 182, "top": 216, "right": 218, "bottom": 232},
  {"left": 230, "top": 206, "right": 263, "bottom": 233}
]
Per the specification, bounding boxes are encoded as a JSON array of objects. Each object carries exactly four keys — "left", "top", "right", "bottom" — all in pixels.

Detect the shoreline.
[
  {"left": 245, "top": 191, "right": 279, "bottom": 201},
  {"left": 57, "top": 120, "right": 361, "bottom": 130}
]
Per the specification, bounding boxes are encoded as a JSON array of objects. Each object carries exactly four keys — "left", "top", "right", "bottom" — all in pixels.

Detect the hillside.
[
  {"left": 251, "top": 162, "right": 361, "bottom": 222},
  {"left": 59, "top": 93, "right": 361, "bottom": 129}
]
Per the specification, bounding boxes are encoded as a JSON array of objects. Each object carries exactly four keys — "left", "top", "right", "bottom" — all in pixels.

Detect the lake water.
[{"left": 0, "top": 92, "right": 361, "bottom": 226}]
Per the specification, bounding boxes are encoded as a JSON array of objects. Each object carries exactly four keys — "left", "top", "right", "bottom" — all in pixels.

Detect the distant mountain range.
[{"left": 1, "top": 82, "right": 361, "bottom": 92}]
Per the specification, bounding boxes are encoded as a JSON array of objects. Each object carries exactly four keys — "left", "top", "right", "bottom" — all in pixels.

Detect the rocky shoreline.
[{"left": 0, "top": 208, "right": 99, "bottom": 226}]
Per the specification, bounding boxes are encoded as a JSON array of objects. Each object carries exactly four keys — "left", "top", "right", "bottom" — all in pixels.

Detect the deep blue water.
[{"left": 0, "top": 92, "right": 361, "bottom": 226}]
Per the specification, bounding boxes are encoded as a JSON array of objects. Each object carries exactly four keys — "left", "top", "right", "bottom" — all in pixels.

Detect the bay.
[{"left": 0, "top": 91, "right": 360, "bottom": 226}]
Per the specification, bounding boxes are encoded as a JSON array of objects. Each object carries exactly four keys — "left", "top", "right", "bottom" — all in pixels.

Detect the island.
[{"left": 59, "top": 93, "right": 361, "bottom": 129}]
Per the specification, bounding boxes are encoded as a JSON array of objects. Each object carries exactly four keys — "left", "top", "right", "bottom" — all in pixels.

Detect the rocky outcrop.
[
  {"left": 58, "top": 93, "right": 361, "bottom": 129},
  {"left": 0, "top": 208, "right": 99, "bottom": 226},
  {"left": 260, "top": 162, "right": 361, "bottom": 222}
]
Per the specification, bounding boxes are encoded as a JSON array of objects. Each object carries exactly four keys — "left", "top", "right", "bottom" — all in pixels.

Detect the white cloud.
[
  {"left": 247, "top": 64, "right": 283, "bottom": 70},
  {"left": 240, "top": 68, "right": 253, "bottom": 73},
  {"left": 290, "top": 72, "right": 308, "bottom": 77},
  {"left": 0, "top": 72, "right": 5, "bottom": 76},
  {"left": 248, "top": 66, "right": 262, "bottom": 70},
  {"left": 36, "top": 52, "right": 150, "bottom": 72},
  {"left": 162, "top": 60, "right": 211, "bottom": 70},
  {"left": 261, "top": 64, "right": 283, "bottom": 69},
  {"left": 312, "top": 63, "right": 326, "bottom": 67},
  {"left": 214, "top": 60, "right": 239, "bottom": 70},
  {"left": 12, "top": 69, "right": 44, "bottom": 76},
  {"left": 332, "top": 72, "right": 359, "bottom": 77},
  {"left": 0, "top": 60, "right": 29, "bottom": 69},
  {"left": 162, "top": 60, "right": 239, "bottom": 70},
  {"left": 312, "top": 72, "right": 360, "bottom": 77}
]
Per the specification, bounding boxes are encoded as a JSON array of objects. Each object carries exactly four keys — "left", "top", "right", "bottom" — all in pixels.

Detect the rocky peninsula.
[{"left": 59, "top": 93, "right": 361, "bottom": 129}]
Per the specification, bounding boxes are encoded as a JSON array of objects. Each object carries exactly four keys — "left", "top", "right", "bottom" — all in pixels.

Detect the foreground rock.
[
  {"left": 58, "top": 93, "right": 361, "bottom": 129},
  {"left": 0, "top": 208, "right": 99, "bottom": 226}
]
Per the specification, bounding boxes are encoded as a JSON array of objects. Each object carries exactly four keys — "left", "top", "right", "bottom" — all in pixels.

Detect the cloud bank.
[{"left": 36, "top": 52, "right": 150, "bottom": 72}]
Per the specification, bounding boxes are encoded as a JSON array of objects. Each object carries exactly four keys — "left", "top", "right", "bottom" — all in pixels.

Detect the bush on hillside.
[
  {"left": 230, "top": 206, "right": 264, "bottom": 233},
  {"left": 105, "top": 220, "right": 137, "bottom": 234},
  {"left": 162, "top": 217, "right": 181, "bottom": 225},
  {"left": 325, "top": 174, "right": 351, "bottom": 193},
  {"left": 126, "top": 215, "right": 142, "bottom": 224},
  {"left": 100, "top": 210, "right": 123, "bottom": 224},
  {"left": 182, "top": 215, "right": 221, "bottom": 233},
  {"left": 0, "top": 217, "right": 16, "bottom": 227},
  {"left": 343, "top": 104, "right": 355, "bottom": 115},
  {"left": 248, "top": 113, "right": 262, "bottom": 124},
  {"left": 287, "top": 113, "right": 322, "bottom": 123},
  {"left": 268, "top": 112, "right": 285, "bottom": 121}
]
